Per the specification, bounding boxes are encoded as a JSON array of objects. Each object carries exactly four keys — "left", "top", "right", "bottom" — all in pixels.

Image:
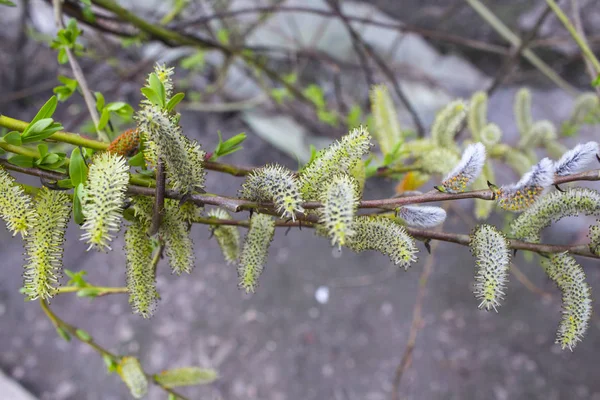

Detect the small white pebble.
[{"left": 315, "top": 286, "right": 329, "bottom": 304}]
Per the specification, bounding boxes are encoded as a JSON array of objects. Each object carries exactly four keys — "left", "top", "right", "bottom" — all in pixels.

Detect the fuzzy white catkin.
[
  {"left": 439, "top": 142, "right": 486, "bottom": 193},
  {"left": 553, "top": 141, "right": 599, "bottom": 176},
  {"left": 397, "top": 205, "right": 447, "bottom": 228},
  {"left": 494, "top": 158, "right": 554, "bottom": 212}
]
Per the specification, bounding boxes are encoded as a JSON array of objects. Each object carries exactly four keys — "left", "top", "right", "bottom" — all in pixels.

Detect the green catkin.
[
  {"left": 518, "top": 120, "right": 556, "bottom": 149},
  {"left": 125, "top": 220, "right": 158, "bottom": 318},
  {"left": 589, "top": 221, "right": 600, "bottom": 256},
  {"left": 474, "top": 162, "right": 496, "bottom": 220},
  {"left": 117, "top": 357, "right": 148, "bottom": 399},
  {"left": 320, "top": 174, "right": 359, "bottom": 248},
  {"left": 240, "top": 164, "right": 304, "bottom": 220},
  {"left": 504, "top": 149, "right": 533, "bottom": 176},
  {"left": 22, "top": 188, "right": 71, "bottom": 300},
  {"left": 298, "top": 126, "right": 371, "bottom": 200},
  {"left": 154, "top": 367, "right": 218, "bottom": 388},
  {"left": 468, "top": 91, "right": 488, "bottom": 141},
  {"left": 420, "top": 147, "right": 460, "bottom": 176},
  {"left": 570, "top": 92, "right": 600, "bottom": 125},
  {"left": 431, "top": 100, "right": 467, "bottom": 150},
  {"left": 346, "top": 216, "right": 418, "bottom": 270},
  {"left": 81, "top": 152, "right": 129, "bottom": 251},
  {"left": 370, "top": 84, "right": 402, "bottom": 155},
  {"left": 162, "top": 200, "right": 195, "bottom": 275},
  {"left": 514, "top": 88, "right": 533, "bottom": 136},
  {"left": 208, "top": 208, "right": 241, "bottom": 264},
  {"left": 238, "top": 213, "right": 275, "bottom": 293},
  {"left": 470, "top": 224, "right": 511, "bottom": 312},
  {"left": 511, "top": 188, "right": 600, "bottom": 243},
  {"left": 136, "top": 107, "right": 198, "bottom": 194},
  {"left": 541, "top": 252, "right": 592, "bottom": 351},
  {"left": 480, "top": 123, "right": 502, "bottom": 147},
  {"left": 0, "top": 165, "right": 35, "bottom": 237}
]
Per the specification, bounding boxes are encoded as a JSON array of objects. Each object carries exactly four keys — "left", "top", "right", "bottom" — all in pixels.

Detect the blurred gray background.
[{"left": 1, "top": 0, "right": 600, "bottom": 399}]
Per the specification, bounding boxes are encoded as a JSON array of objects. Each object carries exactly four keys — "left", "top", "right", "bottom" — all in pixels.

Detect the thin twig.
[
  {"left": 391, "top": 227, "right": 441, "bottom": 400},
  {"left": 39, "top": 300, "right": 189, "bottom": 400},
  {"left": 487, "top": 5, "right": 553, "bottom": 95},
  {"left": 52, "top": 0, "right": 109, "bottom": 142}
]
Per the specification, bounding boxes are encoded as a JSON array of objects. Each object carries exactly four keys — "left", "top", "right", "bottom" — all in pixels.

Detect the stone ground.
[{"left": 2, "top": 1, "right": 600, "bottom": 400}]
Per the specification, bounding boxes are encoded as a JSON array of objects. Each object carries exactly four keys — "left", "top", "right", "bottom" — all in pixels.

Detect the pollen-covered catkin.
[
  {"left": 542, "top": 252, "right": 592, "bottom": 351},
  {"left": 511, "top": 187, "right": 600, "bottom": 243},
  {"left": 125, "top": 220, "right": 158, "bottom": 318},
  {"left": 240, "top": 164, "right": 304, "bottom": 220},
  {"left": 319, "top": 174, "right": 359, "bottom": 247},
  {"left": 238, "top": 213, "right": 275, "bottom": 293},
  {"left": 23, "top": 188, "right": 71, "bottom": 300},
  {"left": 397, "top": 205, "right": 447, "bottom": 228},
  {"left": 437, "top": 142, "right": 486, "bottom": 193},
  {"left": 0, "top": 165, "right": 35, "bottom": 237},
  {"left": 493, "top": 157, "right": 554, "bottom": 212},
  {"left": 346, "top": 216, "right": 418, "bottom": 270},
  {"left": 208, "top": 208, "right": 241, "bottom": 264},
  {"left": 162, "top": 199, "right": 195, "bottom": 275},
  {"left": 553, "top": 141, "right": 599, "bottom": 176},
  {"left": 80, "top": 152, "right": 129, "bottom": 251},
  {"left": 298, "top": 126, "right": 371, "bottom": 200},
  {"left": 469, "top": 224, "right": 511, "bottom": 312}
]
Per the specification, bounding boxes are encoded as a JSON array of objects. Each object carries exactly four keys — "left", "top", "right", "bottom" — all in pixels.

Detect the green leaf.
[
  {"left": 154, "top": 367, "right": 218, "bottom": 388},
  {"left": 346, "top": 104, "right": 362, "bottom": 129},
  {"left": 303, "top": 84, "right": 326, "bottom": 109},
  {"left": 106, "top": 102, "right": 134, "bottom": 119},
  {"left": 69, "top": 148, "right": 88, "bottom": 187},
  {"left": 166, "top": 93, "right": 185, "bottom": 113},
  {"left": 97, "top": 108, "right": 110, "bottom": 130},
  {"left": 73, "top": 184, "right": 85, "bottom": 225},
  {"left": 217, "top": 28, "right": 230, "bottom": 45},
  {"left": 57, "top": 48, "right": 68, "bottom": 64},
  {"left": 0, "top": 0, "right": 16, "bottom": 6},
  {"left": 57, "top": 179, "right": 73, "bottom": 189},
  {"left": 103, "top": 354, "right": 118, "bottom": 374},
  {"left": 214, "top": 132, "right": 246, "bottom": 158},
  {"left": 8, "top": 155, "right": 34, "bottom": 168},
  {"left": 180, "top": 51, "right": 205, "bottom": 71},
  {"left": 28, "top": 97, "right": 58, "bottom": 128},
  {"left": 75, "top": 329, "right": 92, "bottom": 342},
  {"left": 38, "top": 144, "right": 49, "bottom": 158},
  {"left": 65, "top": 268, "right": 88, "bottom": 287},
  {"left": 2, "top": 131, "right": 22, "bottom": 145},
  {"left": 23, "top": 118, "right": 53, "bottom": 137},
  {"left": 592, "top": 74, "right": 600, "bottom": 88},
  {"left": 148, "top": 73, "right": 165, "bottom": 107},
  {"left": 56, "top": 327, "right": 71, "bottom": 342},
  {"left": 95, "top": 92, "right": 105, "bottom": 112},
  {"left": 22, "top": 122, "right": 64, "bottom": 143},
  {"left": 37, "top": 153, "right": 60, "bottom": 166},
  {"left": 140, "top": 87, "right": 162, "bottom": 108},
  {"left": 128, "top": 151, "right": 146, "bottom": 167}
]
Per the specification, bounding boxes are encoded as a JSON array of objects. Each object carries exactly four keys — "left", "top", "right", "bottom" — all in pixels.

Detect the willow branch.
[
  {"left": 53, "top": 0, "right": 109, "bottom": 142},
  {"left": 40, "top": 300, "right": 189, "bottom": 400},
  {"left": 0, "top": 115, "right": 253, "bottom": 177},
  {"left": 2, "top": 157, "right": 599, "bottom": 259}
]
